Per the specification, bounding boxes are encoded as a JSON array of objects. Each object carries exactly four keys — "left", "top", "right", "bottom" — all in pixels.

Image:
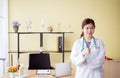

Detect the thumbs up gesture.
[{"left": 82, "top": 48, "right": 90, "bottom": 56}]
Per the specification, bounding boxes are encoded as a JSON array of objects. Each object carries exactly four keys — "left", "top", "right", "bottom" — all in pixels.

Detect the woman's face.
[{"left": 82, "top": 23, "right": 95, "bottom": 38}]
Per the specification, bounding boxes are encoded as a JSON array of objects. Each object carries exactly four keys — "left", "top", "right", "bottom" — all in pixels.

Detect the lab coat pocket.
[
  {"left": 90, "top": 46, "right": 100, "bottom": 58},
  {"left": 94, "top": 47, "right": 100, "bottom": 57}
]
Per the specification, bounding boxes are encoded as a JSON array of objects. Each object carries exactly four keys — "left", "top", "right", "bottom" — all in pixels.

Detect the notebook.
[{"left": 55, "top": 62, "right": 71, "bottom": 77}]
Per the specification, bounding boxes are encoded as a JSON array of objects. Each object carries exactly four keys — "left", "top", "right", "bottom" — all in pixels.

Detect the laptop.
[{"left": 55, "top": 62, "right": 71, "bottom": 77}]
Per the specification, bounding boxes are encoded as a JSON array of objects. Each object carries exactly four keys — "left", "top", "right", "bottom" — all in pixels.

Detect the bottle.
[
  {"left": 41, "top": 17, "right": 45, "bottom": 32},
  {"left": 67, "top": 25, "right": 71, "bottom": 32},
  {"left": 18, "top": 58, "right": 20, "bottom": 70},
  {"left": 26, "top": 20, "right": 32, "bottom": 32},
  {"left": 18, "top": 59, "right": 21, "bottom": 78}
]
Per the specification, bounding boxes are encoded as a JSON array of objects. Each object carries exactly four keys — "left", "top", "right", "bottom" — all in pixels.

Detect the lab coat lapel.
[
  {"left": 81, "top": 37, "right": 95, "bottom": 51},
  {"left": 81, "top": 37, "right": 87, "bottom": 51},
  {"left": 82, "top": 37, "right": 87, "bottom": 48}
]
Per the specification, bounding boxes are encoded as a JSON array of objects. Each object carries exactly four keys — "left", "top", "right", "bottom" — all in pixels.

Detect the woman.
[{"left": 70, "top": 18, "right": 105, "bottom": 78}]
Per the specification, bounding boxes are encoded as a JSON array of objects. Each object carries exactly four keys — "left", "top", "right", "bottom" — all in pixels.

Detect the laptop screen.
[{"left": 28, "top": 53, "right": 51, "bottom": 70}]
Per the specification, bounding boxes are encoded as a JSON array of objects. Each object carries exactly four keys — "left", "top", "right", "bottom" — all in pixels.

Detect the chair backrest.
[{"left": 28, "top": 53, "right": 51, "bottom": 70}]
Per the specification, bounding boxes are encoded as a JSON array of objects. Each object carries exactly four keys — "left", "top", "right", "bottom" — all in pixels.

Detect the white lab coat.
[{"left": 70, "top": 37, "right": 105, "bottom": 78}]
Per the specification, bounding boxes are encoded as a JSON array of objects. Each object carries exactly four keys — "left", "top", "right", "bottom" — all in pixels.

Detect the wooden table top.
[{"left": 2, "top": 70, "right": 75, "bottom": 78}]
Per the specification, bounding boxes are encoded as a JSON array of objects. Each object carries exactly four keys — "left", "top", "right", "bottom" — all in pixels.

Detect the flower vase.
[
  {"left": 9, "top": 73, "right": 15, "bottom": 78},
  {"left": 13, "top": 26, "right": 19, "bottom": 33}
]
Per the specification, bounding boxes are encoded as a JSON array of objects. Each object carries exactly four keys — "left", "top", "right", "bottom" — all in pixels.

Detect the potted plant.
[
  {"left": 8, "top": 65, "right": 18, "bottom": 78},
  {"left": 12, "top": 21, "right": 20, "bottom": 32}
]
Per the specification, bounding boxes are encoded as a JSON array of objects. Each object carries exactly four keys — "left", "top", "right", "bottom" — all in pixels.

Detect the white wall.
[
  {"left": 9, "top": 0, "right": 120, "bottom": 60},
  {"left": 0, "top": 0, "right": 8, "bottom": 77}
]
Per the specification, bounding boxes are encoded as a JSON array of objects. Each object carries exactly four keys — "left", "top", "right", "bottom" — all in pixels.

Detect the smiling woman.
[
  {"left": 70, "top": 18, "right": 105, "bottom": 78},
  {"left": 0, "top": 0, "right": 8, "bottom": 77}
]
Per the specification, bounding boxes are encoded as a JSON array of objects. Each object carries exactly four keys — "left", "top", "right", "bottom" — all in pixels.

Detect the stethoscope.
[{"left": 81, "top": 36, "right": 97, "bottom": 52}]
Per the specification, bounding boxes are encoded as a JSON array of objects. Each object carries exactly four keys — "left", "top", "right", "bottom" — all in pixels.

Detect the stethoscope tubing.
[{"left": 81, "top": 36, "right": 96, "bottom": 52}]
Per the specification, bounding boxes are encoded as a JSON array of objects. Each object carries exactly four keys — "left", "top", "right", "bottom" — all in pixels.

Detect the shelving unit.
[{"left": 9, "top": 32, "right": 73, "bottom": 63}]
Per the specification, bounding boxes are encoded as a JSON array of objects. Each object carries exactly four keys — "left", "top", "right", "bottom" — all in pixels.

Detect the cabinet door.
[{"left": 103, "top": 61, "right": 120, "bottom": 78}]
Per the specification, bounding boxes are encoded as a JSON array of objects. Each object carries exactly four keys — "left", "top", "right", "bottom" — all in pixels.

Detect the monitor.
[{"left": 28, "top": 53, "right": 51, "bottom": 70}]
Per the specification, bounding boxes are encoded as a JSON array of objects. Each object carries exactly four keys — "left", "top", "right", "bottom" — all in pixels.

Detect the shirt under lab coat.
[{"left": 70, "top": 37, "right": 105, "bottom": 78}]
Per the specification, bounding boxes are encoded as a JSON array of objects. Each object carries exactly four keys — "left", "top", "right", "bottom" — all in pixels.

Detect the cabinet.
[
  {"left": 9, "top": 32, "right": 73, "bottom": 64},
  {"left": 103, "top": 60, "right": 120, "bottom": 78}
]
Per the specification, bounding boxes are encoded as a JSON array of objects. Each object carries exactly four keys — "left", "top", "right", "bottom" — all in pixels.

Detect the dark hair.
[{"left": 80, "top": 18, "right": 95, "bottom": 38}]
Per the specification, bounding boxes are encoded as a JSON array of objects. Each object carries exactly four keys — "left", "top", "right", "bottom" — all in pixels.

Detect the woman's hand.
[{"left": 82, "top": 48, "right": 90, "bottom": 56}]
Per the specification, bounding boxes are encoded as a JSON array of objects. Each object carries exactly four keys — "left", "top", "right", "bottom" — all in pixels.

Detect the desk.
[
  {"left": 1, "top": 70, "right": 75, "bottom": 78},
  {"left": 2, "top": 60, "right": 120, "bottom": 78}
]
